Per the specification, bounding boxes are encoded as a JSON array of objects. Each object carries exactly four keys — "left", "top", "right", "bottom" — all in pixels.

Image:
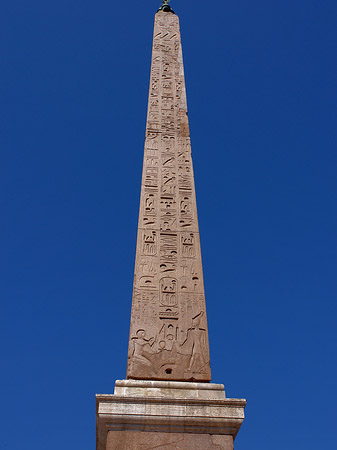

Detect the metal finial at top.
[{"left": 158, "top": 0, "right": 175, "bottom": 14}]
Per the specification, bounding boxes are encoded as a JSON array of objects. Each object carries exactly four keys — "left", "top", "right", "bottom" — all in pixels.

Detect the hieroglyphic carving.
[
  {"left": 146, "top": 156, "right": 158, "bottom": 167},
  {"left": 145, "top": 167, "right": 158, "bottom": 187},
  {"left": 162, "top": 168, "right": 176, "bottom": 185},
  {"left": 179, "top": 260, "right": 201, "bottom": 292},
  {"left": 159, "top": 277, "right": 178, "bottom": 320},
  {"left": 146, "top": 137, "right": 159, "bottom": 156},
  {"left": 161, "top": 109, "right": 174, "bottom": 122},
  {"left": 180, "top": 195, "right": 192, "bottom": 217},
  {"left": 143, "top": 216, "right": 156, "bottom": 228},
  {"left": 127, "top": 10, "right": 211, "bottom": 381},
  {"left": 160, "top": 217, "right": 176, "bottom": 232},
  {"left": 160, "top": 196, "right": 176, "bottom": 213},
  {"left": 178, "top": 164, "right": 191, "bottom": 177},
  {"left": 177, "top": 150, "right": 190, "bottom": 165},
  {"left": 139, "top": 276, "right": 156, "bottom": 289},
  {"left": 159, "top": 261, "right": 176, "bottom": 273},
  {"left": 178, "top": 195, "right": 193, "bottom": 228},
  {"left": 160, "top": 277, "right": 177, "bottom": 306},
  {"left": 160, "top": 231, "right": 177, "bottom": 274},
  {"left": 143, "top": 231, "right": 157, "bottom": 255},
  {"left": 161, "top": 153, "right": 175, "bottom": 167},
  {"left": 178, "top": 165, "right": 192, "bottom": 191},
  {"left": 160, "top": 233, "right": 178, "bottom": 262},
  {"left": 162, "top": 97, "right": 174, "bottom": 110},
  {"left": 161, "top": 162, "right": 176, "bottom": 195},
  {"left": 144, "top": 192, "right": 156, "bottom": 215},
  {"left": 154, "top": 31, "right": 178, "bottom": 41},
  {"left": 148, "top": 111, "right": 160, "bottom": 122},
  {"left": 161, "top": 184, "right": 176, "bottom": 195},
  {"left": 132, "top": 289, "right": 158, "bottom": 323},
  {"left": 161, "top": 135, "right": 175, "bottom": 152},
  {"left": 181, "top": 232, "right": 196, "bottom": 257},
  {"left": 140, "top": 257, "right": 157, "bottom": 276}
]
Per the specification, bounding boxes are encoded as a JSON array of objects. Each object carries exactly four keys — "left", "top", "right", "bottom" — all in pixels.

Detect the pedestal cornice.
[{"left": 96, "top": 380, "right": 246, "bottom": 450}]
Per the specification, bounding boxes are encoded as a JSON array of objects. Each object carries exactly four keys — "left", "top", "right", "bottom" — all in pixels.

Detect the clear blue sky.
[{"left": 1, "top": 1, "right": 336, "bottom": 449}]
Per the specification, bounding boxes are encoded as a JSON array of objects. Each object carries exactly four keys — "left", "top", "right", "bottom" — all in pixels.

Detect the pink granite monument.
[
  {"left": 96, "top": 3, "right": 246, "bottom": 448},
  {"left": 126, "top": 6, "right": 211, "bottom": 382}
]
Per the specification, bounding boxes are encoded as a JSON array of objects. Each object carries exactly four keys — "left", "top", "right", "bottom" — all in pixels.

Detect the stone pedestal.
[{"left": 96, "top": 380, "right": 246, "bottom": 450}]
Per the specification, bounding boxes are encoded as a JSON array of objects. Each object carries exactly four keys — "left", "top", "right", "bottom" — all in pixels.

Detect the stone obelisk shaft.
[{"left": 127, "top": 10, "right": 211, "bottom": 382}]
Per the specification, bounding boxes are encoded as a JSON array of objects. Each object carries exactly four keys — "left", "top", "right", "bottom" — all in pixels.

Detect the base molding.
[
  {"left": 106, "top": 430, "right": 234, "bottom": 450},
  {"left": 96, "top": 380, "right": 246, "bottom": 450}
]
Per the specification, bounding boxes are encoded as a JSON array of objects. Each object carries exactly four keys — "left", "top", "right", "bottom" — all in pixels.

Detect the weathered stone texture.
[
  {"left": 106, "top": 431, "right": 234, "bottom": 450},
  {"left": 127, "top": 10, "right": 211, "bottom": 382},
  {"left": 96, "top": 381, "right": 246, "bottom": 450}
]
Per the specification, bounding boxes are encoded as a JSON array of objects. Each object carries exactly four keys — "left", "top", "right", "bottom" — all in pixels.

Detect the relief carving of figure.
[
  {"left": 131, "top": 329, "right": 155, "bottom": 367},
  {"left": 180, "top": 311, "right": 208, "bottom": 373}
]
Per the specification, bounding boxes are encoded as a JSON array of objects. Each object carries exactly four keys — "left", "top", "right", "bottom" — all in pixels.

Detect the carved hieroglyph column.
[{"left": 127, "top": 9, "right": 211, "bottom": 382}]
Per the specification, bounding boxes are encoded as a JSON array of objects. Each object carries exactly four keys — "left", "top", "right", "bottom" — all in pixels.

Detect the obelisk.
[
  {"left": 126, "top": 1, "right": 211, "bottom": 383},
  {"left": 96, "top": 3, "right": 246, "bottom": 449}
]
